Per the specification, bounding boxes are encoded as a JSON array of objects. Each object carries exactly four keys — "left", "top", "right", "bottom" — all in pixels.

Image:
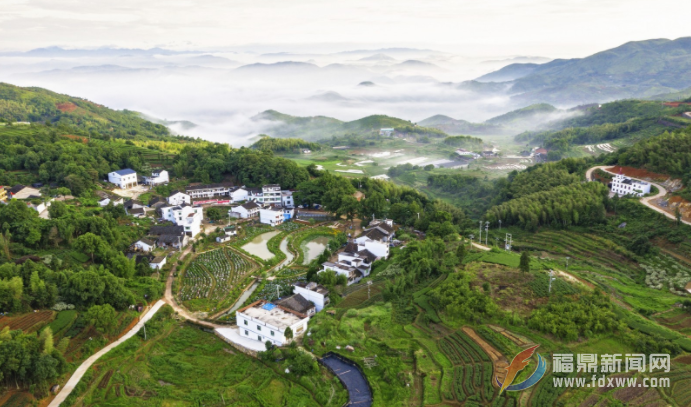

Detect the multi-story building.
[
  {"left": 236, "top": 300, "right": 310, "bottom": 347},
  {"left": 108, "top": 169, "right": 138, "bottom": 189},
  {"left": 185, "top": 183, "right": 234, "bottom": 199},
  {"left": 259, "top": 206, "right": 284, "bottom": 226},
  {"left": 261, "top": 185, "right": 282, "bottom": 204},
  {"left": 611, "top": 174, "right": 651, "bottom": 197},
  {"left": 159, "top": 204, "right": 203, "bottom": 236},
  {"left": 281, "top": 190, "right": 295, "bottom": 208}
]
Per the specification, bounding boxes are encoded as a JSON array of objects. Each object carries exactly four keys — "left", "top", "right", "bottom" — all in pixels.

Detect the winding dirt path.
[
  {"left": 586, "top": 166, "right": 690, "bottom": 226},
  {"left": 48, "top": 301, "right": 167, "bottom": 407}
]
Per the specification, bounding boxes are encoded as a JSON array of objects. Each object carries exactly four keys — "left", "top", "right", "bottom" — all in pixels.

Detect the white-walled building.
[
  {"left": 167, "top": 191, "right": 191, "bottom": 206},
  {"left": 262, "top": 185, "right": 282, "bottom": 204},
  {"left": 159, "top": 204, "right": 203, "bottom": 236},
  {"left": 236, "top": 301, "right": 310, "bottom": 347},
  {"left": 230, "top": 187, "right": 249, "bottom": 203},
  {"left": 150, "top": 256, "right": 167, "bottom": 270},
  {"left": 98, "top": 194, "right": 124, "bottom": 207},
  {"left": 611, "top": 174, "right": 651, "bottom": 197},
  {"left": 143, "top": 170, "right": 169, "bottom": 186},
  {"left": 134, "top": 238, "right": 156, "bottom": 252},
  {"left": 354, "top": 220, "right": 395, "bottom": 245},
  {"left": 281, "top": 190, "right": 295, "bottom": 208},
  {"left": 108, "top": 169, "right": 138, "bottom": 189},
  {"left": 260, "top": 207, "right": 284, "bottom": 226},
  {"left": 230, "top": 201, "right": 260, "bottom": 219},
  {"left": 276, "top": 294, "right": 316, "bottom": 316},
  {"left": 224, "top": 226, "right": 237, "bottom": 236},
  {"left": 185, "top": 183, "right": 234, "bottom": 199},
  {"left": 293, "top": 282, "right": 330, "bottom": 312},
  {"left": 216, "top": 235, "right": 231, "bottom": 243},
  {"left": 149, "top": 225, "right": 189, "bottom": 249}
]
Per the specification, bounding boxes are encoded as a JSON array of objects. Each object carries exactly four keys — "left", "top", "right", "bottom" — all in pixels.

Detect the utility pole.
[
  {"left": 504, "top": 233, "right": 512, "bottom": 251},
  {"left": 498, "top": 220, "right": 502, "bottom": 230},
  {"left": 469, "top": 234, "right": 474, "bottom": 248},
  {"left": 367, "top": 280, "right": 372, "bottom": 300},
  {"left": 548, "top": 270, "right": 556, "bottom": 294},
  {"left": 276, "top": 285, "right": 280, "bottom": 300},
  {"left": 479, "top": 221, "right": 482, "bottom": 246},
  {"left": 484, "top": 221, "right": 489, "bottom": 246},
  {"left": 143, "top": 322, "right": 147, "bottom": 340},
  {"left": 565, "top": 257, "right": 570, "bottom": 270}
]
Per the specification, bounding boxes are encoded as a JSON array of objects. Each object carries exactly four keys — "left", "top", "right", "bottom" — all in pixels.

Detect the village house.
[
  {"left": 149, "top": 225, "right": 189, "bottom": 249},
  {"left": 230, "top": 201, "right": 260, "bottom": 219},
  {"left": 262, "top": 185, "right": 282, "bottom": 205},
  {"left": 236, "top": 301, "right": 310, "bottom": 347},
  {"left": 97, "top": 193, "right": 124, "bottom": 207},
  {"left": 259, "top": 206, "right": 284, "bottom": 226},
  {"left": 224, "top": 225, "right": 237, "bottom": 236},
  {"left": 150, "top": 255, "right": 167, "bottom": 270},
  {"left": 123, "top": 199, "right": 146, "bottom": 213},
  {"left": 143, "top": 170, "right": 169, "bottom": 186},
  {"left": 455, "top": 149, "right": 481, "bottom": 160},
  {"left": 159, "top": 204, "right": 203, "bottom": 236},
  {"left": 184, "top": 183, "right": 234, "bottom": 199},
  {"left": 0, "top": 186, "right": 6, "bottom": 202},
  {"left": 167, "top": 191, "right": 191, "bottom": 206},
  {"left": 108, "top": 169, "right": 138, "bottom": 189},
  {"left": 281, "top": 190, "right": 294, "bottom": 208},
  {"left": 230, "top": 187, "right": 249, "bottom": 203},
  {"left": 216, "top": 235, "right": 231, "bottom": 243},
  {"left": 7, "top": 185, "right": 41, "bottom": 200},
  {"left": 129, "top": 207, "right": 147, "bottom": 218},
  {"left": 611, "top": 174, "right": 651, "bottom": 197},
  {"left": 276, "top": 294, "right": 316, "bottom": 316},
  {"left": 379, "top": 128, "right": 394, "bottom": 136},
  {"left": 134, "top": 238, "right": 156, "bottom": 252},
  {"left": 293, "top": 281, "right": 330, "bottom": 312}
]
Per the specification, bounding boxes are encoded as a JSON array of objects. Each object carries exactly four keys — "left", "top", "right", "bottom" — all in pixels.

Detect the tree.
[
  {"left": 456, "top": 244, "right": 466, "bottom": 264},
  {"left": 284, "top": 327, "right": 293, "bottom": 341},
  {"left": 73, "top": 232, "right": 106, "bottom": 262},
  {"left": 85, "top": 304, "right": 117, "bottom": 334},
  {"left": 519, "top": 252, "right": 530, "bottom": 273},
  {"left": 48, "top": 200, "right": 68, "bottom": 218},
  {"left": 675, "top": 206, "right": 682, "bottom": 226},
  {"left": 206, "top": 207, "right": 225, "bottom": 221},
  {"left": 39, "top": 327, "right": 54, "bottom": 354},
  {"left": 337, "top": 196, "right": 361, "bottom": 222}
]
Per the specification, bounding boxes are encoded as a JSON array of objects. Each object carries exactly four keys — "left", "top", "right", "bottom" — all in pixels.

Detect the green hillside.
[
  {"left": 418, "top": 114, "right": 504, "bottom": 135},
  {"left": 515, "top": 99, "right": 691, "bottom": 154},
  {"left": 254, "top": 110, "right": 448, "bottom": 141},
  {"left": 0, "top": 82, "right": 174, "bottom": 140}
]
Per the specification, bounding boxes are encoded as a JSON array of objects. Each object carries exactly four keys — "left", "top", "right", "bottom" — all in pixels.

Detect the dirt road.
[{"left": 48, "top": 300, "right": 167, "bottom": 407}]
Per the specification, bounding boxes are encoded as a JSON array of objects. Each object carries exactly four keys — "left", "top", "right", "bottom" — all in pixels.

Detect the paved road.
[
  {"left": 48, "top": 300, "right": 166, "bottom": 407},
  {"left": 586, "top": 166, "right": 690, "bottom": 226}
]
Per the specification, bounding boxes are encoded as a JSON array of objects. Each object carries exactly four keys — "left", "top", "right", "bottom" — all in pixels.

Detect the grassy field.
[{"left": 65, "top": 306, "right": 347, "bottom": 407}]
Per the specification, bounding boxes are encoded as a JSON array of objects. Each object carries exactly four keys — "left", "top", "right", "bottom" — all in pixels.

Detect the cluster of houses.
[
  {"left": 0, "top": 184, "right": 53, "bottom": 213},
  {"left": 236, "top": 219, "right": 395, "bottom": 347},
  {"left": 107, "top": 169, "right": 170, "bottom": 189}
]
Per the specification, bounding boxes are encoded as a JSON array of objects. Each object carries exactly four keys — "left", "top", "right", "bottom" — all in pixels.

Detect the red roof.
[{"left": 535, "top": 148, "right": 548, "bottom": 155}]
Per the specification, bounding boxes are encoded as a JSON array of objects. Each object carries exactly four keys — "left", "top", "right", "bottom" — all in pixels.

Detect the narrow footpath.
[{"left": 48, "top": 300, "right": 167, "bottom": 407}]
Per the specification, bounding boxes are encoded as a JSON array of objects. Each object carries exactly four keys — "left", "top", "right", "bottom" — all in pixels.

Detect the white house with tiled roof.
[{"left": 108, "top": 169, "right": 138, "bottom": 189}]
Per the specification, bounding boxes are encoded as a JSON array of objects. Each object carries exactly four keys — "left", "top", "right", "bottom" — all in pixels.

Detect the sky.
[{"left": 2, "top": 0, "right": 691, "bottom": 58}]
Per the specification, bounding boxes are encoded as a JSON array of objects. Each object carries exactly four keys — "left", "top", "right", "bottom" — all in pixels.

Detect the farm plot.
[
  {"left": 179, "top": 248, "right": 257, "bottom": 312},
  {"left": 0, "top": 310, "right": 54, "bottom": 332},
  {"left": 437, "top": 330, "right": 503, "bottom": 404}
]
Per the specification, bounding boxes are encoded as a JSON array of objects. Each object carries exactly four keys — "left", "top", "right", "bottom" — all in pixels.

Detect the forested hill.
[
  {"left": 0, "top": 82, "right": 175, "bottom": 140},
  {"left": 515, "top": 100, "right": 691, "bottom": 154},
  {"left": 252, "top": 110, "right": 447, "bottom": 141},
  {"left": 481, "top": 37, "right": 691, "bottom": 104}
]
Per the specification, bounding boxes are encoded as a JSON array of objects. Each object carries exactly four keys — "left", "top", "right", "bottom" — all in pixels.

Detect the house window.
[
  {"left": 245, "top": 330, "right": 249, "bottom": 335},
  {"left": 244, "top": 320, "right": 248, "bottom": 325},
  {"left": 271, "top": 331, "right": 274, "bottom": 336},
  {"left": 257, "top": 325, "right": 261, "bottom": 331},
  {"left": 258, "top": 335, "right": 261, "bottom": 341}
]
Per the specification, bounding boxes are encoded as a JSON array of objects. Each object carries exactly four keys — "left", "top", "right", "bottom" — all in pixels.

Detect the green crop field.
[
  {"left": 64, "top": 306, "right": 347, "bottom": 407},
  {"left": 178, "top": 247, "right": 258, "bottom": 313}
]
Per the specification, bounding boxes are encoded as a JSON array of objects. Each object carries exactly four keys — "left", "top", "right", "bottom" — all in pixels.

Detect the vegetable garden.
[{"left": 178, "top": 247, "right": 258, "bottom": 312}]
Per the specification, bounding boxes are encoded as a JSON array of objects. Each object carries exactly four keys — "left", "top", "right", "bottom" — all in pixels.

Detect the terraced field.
[{"left": 179, "top": 247, "right": 257, "bottom": 312}]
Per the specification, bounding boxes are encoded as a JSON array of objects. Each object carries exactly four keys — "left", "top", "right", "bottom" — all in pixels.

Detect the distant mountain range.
[{"left": 474, "top": 37, "right": 691, "bottom": 105}]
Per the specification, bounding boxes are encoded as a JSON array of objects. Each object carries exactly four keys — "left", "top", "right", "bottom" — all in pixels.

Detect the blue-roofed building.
[{"left": 108, "top": 168, "right": 138, "bottom": 189}]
